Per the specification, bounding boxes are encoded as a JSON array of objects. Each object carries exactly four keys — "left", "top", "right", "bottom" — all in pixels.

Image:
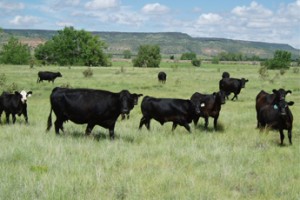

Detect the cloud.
[
  {"left": 142, "top": 3, "right": 170, "bottom": 15},
  {"left": 56, "top": 21, "right": 74, "bottom": 27},
  {"left": 85, "top": 0, "right": 119, "bottom": 10},
  {"left": 9, "top": 15, "right": 40, "bottom": 26},
  {"left": 231, "top": 1, "right": 273, "bottom": 18},
  {"left": 196, "top": 13, "right": 222, "bottom": 25},
  {"left": 0, "top": 1, "right": 24, "bottom": 11}
]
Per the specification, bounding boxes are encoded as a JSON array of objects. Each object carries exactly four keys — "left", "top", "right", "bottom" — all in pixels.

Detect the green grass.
[{"left": 0, "top": 63, "right": 299, "bottom": 200}]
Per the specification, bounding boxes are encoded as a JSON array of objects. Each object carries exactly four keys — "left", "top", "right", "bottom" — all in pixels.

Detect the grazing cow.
[
  {"left": 190, "top": 91, "right": 226, "bottom": 131},
  {"left": 46, "top": 87, "right": 138, "bottom": 139},
  {"left": 258, "top": 94, "right": 294, "bottom": 145},
  {"left": 255, "top": 89, "right": 292, "bottom": 128},
  {"left": 158, "top": 71, "right": 167, "bottom": 84},
  {"left": 37, "top": 71, "right": 62, "bottom": 83},
  {"left": 219, "top": 77, "right": 249, "bottom": 100},
  {"left": 0, "top": 90, "right": 32, "bottom": 124},
  {"left": 222, "top": 71, "right": 230, "bottom": 79},
  {"left": 121, "top": 93, "right": 143, "bottom": 120},
  {"left": 139, "top": 96, "right": 201, "bottom": 132}
]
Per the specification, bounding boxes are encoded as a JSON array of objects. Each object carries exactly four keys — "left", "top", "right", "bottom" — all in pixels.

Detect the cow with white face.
[{"left": 0, "top": 90, "right": 32, "bottom": 124}]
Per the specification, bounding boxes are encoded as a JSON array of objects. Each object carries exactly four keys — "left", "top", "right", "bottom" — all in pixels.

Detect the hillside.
[{"left": 1, "top": 29, "right": 299, "bottom": 59}]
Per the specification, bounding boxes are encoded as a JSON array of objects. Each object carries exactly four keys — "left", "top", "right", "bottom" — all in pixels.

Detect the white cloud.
[
  {"left": 56, "top": 21, "right": 74, "bottom": 27},
  {"left": 9, "top": 15, "right": 40, "bottom": 26},
  {"left": 0, "top": 2, "right": 24, "bottom": 11},
  {"left": 231, "top": 1, "right": 273, "bottom": 18},
  {"left": 142, "top": 3, "right": 169, "bottom": 15},
  {"left": 196, "top": 13, "right": 222, "bottom": 25},
  {"left": 85, "top": 0, "right": 119, "bottom": 10}
]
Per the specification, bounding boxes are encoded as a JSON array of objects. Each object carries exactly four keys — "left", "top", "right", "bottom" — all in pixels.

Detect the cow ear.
[
  {"left": 286, "top": 90, "right": 292, "bottom": 95},
  {"left": 246, "top": 79, "right": 249, "bottom": 82},
  {"left": 138, "top": 94, "right": 143, "bottom": 97},
  {"left": 27, "top": 91, "right": 33, "bottom": 97},
  {"left": 287, "top": 101, "right": 294, "bottom": 106},
  {"left": 14, "top": 91, "right": 20, "bottom": 95},
  {"left": 272, "top": 89, "right": 278, "bottom": 94}
]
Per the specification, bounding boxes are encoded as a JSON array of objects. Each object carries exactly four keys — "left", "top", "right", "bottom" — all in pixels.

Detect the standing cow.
[
  {"left": 0, "top": 90, "right": 32, "bottom": 124},
  {"left": 190, "top": 91, "right": 226, "bottom": 131},
  {"left": 139, "top": 96, "right": 201, "bottom": 132},
  {"left": 258, "top": 91, "right": 294, "bottom": 145},
  {"left": 158, "top": 71, "right": 167, "bottom": 84},
  {"left": 37, "top": 71, "right": 62, "bottom": 83},
  {"left": 219, "top": 77, "right": 249, "bottom": 100},
  {"left": 46, "top": 87, "right": 139, "bottom": 139},
  {"left": 255, "top": 89, "right": 292, "bottom": 128}
]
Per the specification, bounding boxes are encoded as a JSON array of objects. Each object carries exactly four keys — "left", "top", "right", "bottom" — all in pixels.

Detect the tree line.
[{"left": 0, "top": 27, "right": 297, "bottom": 69}]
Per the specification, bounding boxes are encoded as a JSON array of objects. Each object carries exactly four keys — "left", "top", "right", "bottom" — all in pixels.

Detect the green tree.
[
  {"left": 133, "top": 45, "right": 161, "bottom": 68},
  {"left": 191, "top": 58, "right": 201, "bottom": 67},
  {"left": 0, "top": 37, "right": 31, "bottom": 64},
  {"left": 123, "top": 50, "right": 132, "bottom": 59},
  {"left": 180, "top": 52, "right": 196, "bottom": 60},
  {"left": 34, "top": 27, "right": 110, "bottom": 66},
  {"left": 262, "top": 50, "right": 291, "bottom": 69}
]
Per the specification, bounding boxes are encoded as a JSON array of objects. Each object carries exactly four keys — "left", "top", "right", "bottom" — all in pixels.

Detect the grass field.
[{"left": 0, "top": 62, "right": 299, "bottom": 200}]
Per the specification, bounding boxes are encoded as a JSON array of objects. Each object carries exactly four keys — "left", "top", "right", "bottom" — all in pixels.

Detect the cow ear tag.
[
  {"left": 273, "top": 104, "right": 278, "bottom": 110},
  {"left": 201, "top": 103, "right": 205, "bottom": 107}
]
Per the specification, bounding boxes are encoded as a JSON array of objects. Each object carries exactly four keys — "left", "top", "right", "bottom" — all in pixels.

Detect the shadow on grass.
[{"left": 194, "top": 122, "right": 225, "bottom": 133}]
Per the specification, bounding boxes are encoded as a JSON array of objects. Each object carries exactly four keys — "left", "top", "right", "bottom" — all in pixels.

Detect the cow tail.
[{"left": 46, "top": 107, "right": 52, "bottom": 132}]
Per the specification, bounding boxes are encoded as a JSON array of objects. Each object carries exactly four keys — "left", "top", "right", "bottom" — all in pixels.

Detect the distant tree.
[
  {"left": 262, "top": 50, "right": 291, "bottom": 69},
  {"left": 34, "top": 27, "right": 110, "bottom": 66},
  {"left": 123, "top": 50, "right": 132, "bottom": 59},
  {"left": 0, "top": 37, "right": 31, "bottom": 64},
  {"left": 180, "top": 52, "right": 196, "bottom": 60},
  {"left": 211, "top": 56, "right": 219, "bottom": 64},
  {"left": 133, "top": 45, "right": 161, "bottom": 68},
  {"left": 170, "top": 55, "right": 175, "bottom": 60}
]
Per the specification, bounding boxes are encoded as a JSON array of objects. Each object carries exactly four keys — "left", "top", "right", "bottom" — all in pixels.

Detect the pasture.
[{"left": 0, "top": 62, "right": 299, "bottom": 199}]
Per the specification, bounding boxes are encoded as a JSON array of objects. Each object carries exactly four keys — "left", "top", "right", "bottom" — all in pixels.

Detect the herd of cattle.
[{"left": 0, "top": 71, "right": 295, "bottom": 145}]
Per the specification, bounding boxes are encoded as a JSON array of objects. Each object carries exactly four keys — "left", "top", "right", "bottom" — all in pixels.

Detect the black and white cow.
[
  {"left": 139, "top": 96, "right": 201, "bottom": 132},
  {"left": 0, "top": 90, "right": 32, "bottom": 124},
  {"left": 37, "top": 71, "right": 62, "bottom": 83},
  {"left": 46, "top": 87, "right": 139, "bottom": 139}
]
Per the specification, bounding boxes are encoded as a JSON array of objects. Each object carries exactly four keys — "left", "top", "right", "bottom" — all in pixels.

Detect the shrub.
[
  {"left": 191, "top": 58, "right": 201, "bottom": 67},
  {"left": 258, "top": 66, "right": 269, "bottom": 80},
  {"left": 180, "top": 52, "right": 196, "bottom": 60},
  {"left": 83, "top": 67, "right": 93, "bottom": 78}
]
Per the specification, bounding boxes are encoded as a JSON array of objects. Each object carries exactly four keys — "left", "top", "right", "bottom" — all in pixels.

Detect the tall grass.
[{"left": 0, "top": 63, "right": 299, "bottom": 199}]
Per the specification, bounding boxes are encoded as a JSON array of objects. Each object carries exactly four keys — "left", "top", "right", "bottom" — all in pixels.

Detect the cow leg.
[
  {"left": 12, "top": 114, "right": 16, "bottom": 124},
  {"left": 109, "top": 127, "right": 115, "bottom": 140},
  {"left": 172, "top": 123, "right": 177, "bottom": 131},
  {"left": 5, "top": 112, "right": 10, "bottom": 124},
  {"left": 85, "top": 123, "right": 95, "bottom": 136},
  {"left": 139, "top": 116, "right": 150, "bottom": 130},
  {"left": 213, "top": 116, "right": 219, "bottom": 131},
  {"left": 231, "top": 94, "right": 237, "bottom": 101},
  {"left": 183, "top": 123, "right": 191, "bottom": 133},
  {"left": 279, "top": 129, "right": 285, "bottom": 145},
  {"left": 288, "top": 129, "right": 292, "bottom": 145},
  {"left": 193, "top": 116, "right": 200, "bottom": 126},
  {"left": 204, "top": 117, "right": 209, "bottom": 130},
  {"left": 54, "top": 119, "right": 63, "bottom": 134}
]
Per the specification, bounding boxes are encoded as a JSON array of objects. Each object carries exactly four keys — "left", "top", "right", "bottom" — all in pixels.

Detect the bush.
[
  {"left": 191, "top": 58, "right": 201, "bottom": 67},
  {"left": 83, "top": 67, "right": 93, "bottom": 78},
  {"left": 258, "top": 66, "right": 269, "bottom": 80},
  {"left": 211, "top": 56, "right": 219, "bottom": 64},
  {"left": 133, "top": 45, "right": 161, "bottom": 68},
  {"left": 180, "top": 52, "right": 196, "bottom": 60}
]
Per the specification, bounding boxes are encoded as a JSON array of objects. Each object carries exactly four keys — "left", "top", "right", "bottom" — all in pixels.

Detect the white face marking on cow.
[{"left": 20, "top": 90, "right": 32, "bottom": 103}]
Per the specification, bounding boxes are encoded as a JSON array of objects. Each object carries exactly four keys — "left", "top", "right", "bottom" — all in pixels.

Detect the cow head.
[
  {"left": 20, "top": 90, "right": 33, "bottom": 104},
  {"left": 119, "top": 90, "right": 132, "bottom": 114},
  {"left": 240, "top": 78, "right": 249, "bottom": 88},
  {"left": 132, "top": 93, "right": 143, "bottom": 105},
  {"left": 276, "top": 100, "right": 294, "bottom": 116},
  {"left": 57, "top": 72, "right": 62, "bottom": 77},
  {"left": 273, "top": 89, "right": 292, "bottom": 102},
  {"left": 215, "top": 90, "right": 226, "bottom": 104}
]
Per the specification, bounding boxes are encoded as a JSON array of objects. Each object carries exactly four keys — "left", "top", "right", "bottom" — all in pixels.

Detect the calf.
[
  {"left": 258, "top": 96, "right": 294, "bottom": 145},
  {"left": 121, "top": 93, "right": 143, "bottom": 120},
  {"left": 0, "top": 90, "right": 32, "bottom": 124},
  {"left": 190, "top": 91, "right": 226, "bottom": 131},
  {"left": 37, "top": 71, "right": 62, "bottom": 83},
  {"left": 256, "top": 89, "right": 292, "bottom": 128},
  {"left": 219, "top": 77, "right": 249, "bottom": 100},
  {"left": 139, "top": 96, "right": 201, "bottom": 132},
  {"left": 158, "top": 71, "right": 167, "bottom": 84},
  {"left": 46, "top": 87, "right": 138, "bottom": 139}
]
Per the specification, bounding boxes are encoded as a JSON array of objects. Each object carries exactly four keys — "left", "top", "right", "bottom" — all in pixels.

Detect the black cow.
[
  {"left": 258, "top": 94, "right": 294, "bottom": 145},
  {"left": 121, "top": 93, "right": 143, "bottom": 120},
  {"left": 139, "top": 96, "right": 201, "bottom": 132},
  {"left": 256, "top": 89, "right": 292, "bottom": 128},
  {"left": 190, "top": 91, "right": 226, "bottom": 131},
  {"left": 37, "top": 71, "right": 62, "bottom": 83},
  {"left": 222, "top": 71, "right": 230, "bottom": 79},
  {"left": 158, "top": 71, "right": 167, "bottom": 84},
  {"left": 219, "top": 77, "right": 249, "bottom": 100},
  {"left": 0, "top": 90, "right": 32, "bottom": 124},
  {"left": 46, "top": 87, "right": 138, "bottom": 139}
]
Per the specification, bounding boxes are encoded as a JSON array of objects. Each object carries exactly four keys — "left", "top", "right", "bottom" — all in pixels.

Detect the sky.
[{"left": 0, "top": 0, "right": 299, "bottom": 49}]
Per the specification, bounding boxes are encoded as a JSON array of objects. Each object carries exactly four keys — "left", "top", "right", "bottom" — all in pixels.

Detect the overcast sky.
[{"left": 0, "top": 0, "right": 299, "bottom": 48}]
